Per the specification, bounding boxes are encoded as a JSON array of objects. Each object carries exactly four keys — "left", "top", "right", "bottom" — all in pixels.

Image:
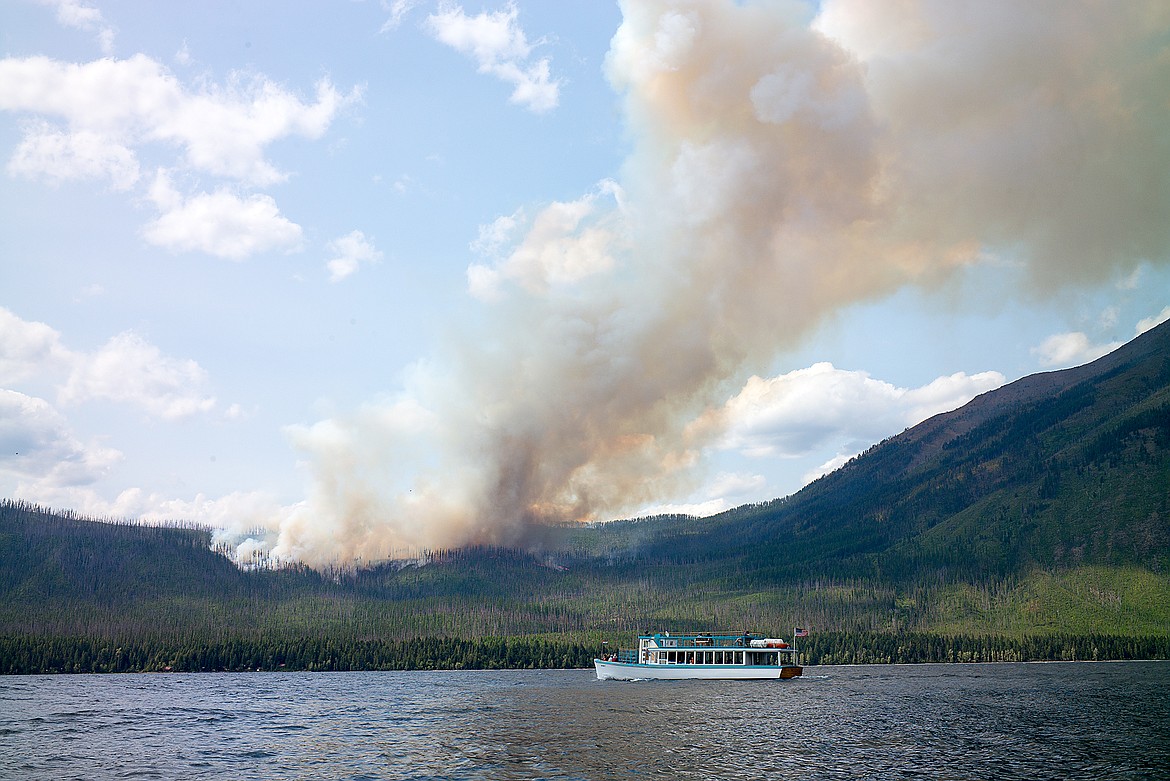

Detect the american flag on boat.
[{"left": 794, "top": 628, "right": 809, "bottom": 637}]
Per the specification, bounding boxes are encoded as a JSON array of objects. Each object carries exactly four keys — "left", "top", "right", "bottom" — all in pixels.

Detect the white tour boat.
[{"left": 594, "top": 632, "right": 804, "bottom": 681}]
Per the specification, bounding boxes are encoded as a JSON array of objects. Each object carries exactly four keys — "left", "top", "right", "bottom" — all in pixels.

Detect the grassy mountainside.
[{"left": 1, "top": 321, "right": 1168, "bottom": 671}]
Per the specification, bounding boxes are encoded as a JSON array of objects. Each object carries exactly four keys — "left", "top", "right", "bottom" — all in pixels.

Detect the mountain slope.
[{"left": 603, "top": 318, "right": 1170, "bottom": 584}]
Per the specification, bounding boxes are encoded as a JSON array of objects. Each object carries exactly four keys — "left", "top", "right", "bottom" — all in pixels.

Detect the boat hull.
[{"left": 594, "top": 659, "right": 803, "bottom": 681}]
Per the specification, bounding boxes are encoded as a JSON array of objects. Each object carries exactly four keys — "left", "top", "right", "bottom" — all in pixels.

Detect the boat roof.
[{"left": 639, "top": 632, "right": 764, "bottom": 641}]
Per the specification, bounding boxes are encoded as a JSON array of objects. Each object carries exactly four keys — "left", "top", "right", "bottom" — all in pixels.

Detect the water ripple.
[{"left": 0, "top": 663, "right": 1167, "bottom": 780}]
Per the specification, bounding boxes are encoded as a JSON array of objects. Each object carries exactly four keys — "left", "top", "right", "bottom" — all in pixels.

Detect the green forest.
[{"left": 1, "top": 321, "right": 1168, "bottom": 674}]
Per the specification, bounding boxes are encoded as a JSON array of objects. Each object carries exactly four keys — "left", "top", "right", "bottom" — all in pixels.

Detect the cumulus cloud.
[
  {"left": 0, "top": 389, "right": 122, "bottom": 489},
  {"left": 0, "top": 52, "right": 356, "bottom": 259},
  {"left": 59, "top": 331, "right": 217, "bottom": 420},
  {"left": 0, "top": 307, "right": 72, "bottom": 384},
  {"left": 3, "top": 307, "right": 221, "bottom": 422},
  {"left": 8, "top": 122, "right": 139, "bottom": 190},
  {"left": 1033, "top": 306, "right": 1170, "bottom": 369},
  {"left": 325, "top": 230, "right": 384, "bottom": 282},
  {"left": 1032, "top": 332, "right": 1123, "bottom": 369},
  {"left": 695, "top": 363, "right": 1005, "bottom": 460},
  {"left": 0, "top": 307, "right": 241, "bottom": 515},
  {"left": 6, "top": 481, "right": 283, "bottom": 544},
  {"left": 426, "top": 2, "right": 560, "bottom": 113},
  {"left": 802, "top": 453, "right": 852, "bottom": 486},
  {"left": 632, "top": 471, "right": 767, "bottom": 518},
  {"left": 143, "top": 170, "right": 304, "bottom": 259},
  {"left": 1135, "top": 306, "right": 1170, "bottom": 336},
  {"left": 0, "top": 54, "right": 357, "bottom": 187}
]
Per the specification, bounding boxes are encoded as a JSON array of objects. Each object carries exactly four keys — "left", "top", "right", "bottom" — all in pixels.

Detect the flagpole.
[{"left": 793, "top": 626, "right": 808, "bottom": 667}]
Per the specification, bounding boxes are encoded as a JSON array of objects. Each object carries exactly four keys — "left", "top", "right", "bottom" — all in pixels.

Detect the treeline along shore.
[{"left": 2, "top": 632, "right": 1168, "bottom": 675}]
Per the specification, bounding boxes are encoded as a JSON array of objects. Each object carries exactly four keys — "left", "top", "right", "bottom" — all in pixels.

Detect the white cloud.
[
  {"left": 135, "top": 490, "right": 282, "bottom": 532},
  {"left": 707, "top": 470, "right": 767, "bottom": 501},
  {"left": 5, "top": 481, "right": 283, "bottom": 538},
  {"left": 325, "top": 230, "right": 384, "bottom": 282},
  {"left": 0, "top": 308, "right": 252, "bottom": 516},
  {"left": 636, "top": 469, "right": 769, "bottom": 518},
  {"left": 470, "top": 209, "right": 522, "bottom": 257},
  {"left": 143, "top": 171, "right": 304, "bottom": 259},
  {"left": 802, "top": 453, "right": 852, "bottom": 485},
  {"left": 37, "top": 0, "right": 116, "bottom": 54},
  {"left": 60, "top": 331, "right": 217, "bottom": 420},
  {"left": 0, "top": 54, "right": 358, "bottom": 187},
  {"left": 8, "top": 122, "right": 139, "bottom": 190},
  {"left": 170, "top": 75, "right": 357, "bottom": 185},
  {"left": 700, "top": 362, "right": 1006, "bottom": 460},
  {"left": 899, "top": 371, "right": 1008, "bottom": 428},
  {"left": 0, "top": 307, "right": 72, "bottom": 385},
  {"left": 0, "top": 53, "right": 355, "bottom": 265},
  {"left": 3, "top": 307, "right": 222, "bottom": 422},
  {"left": 0, "top": 389, "right": 122, "bottom": 488},
  {"left": 1135, "top": 306, "right": 1170, "bottom": 336},
  {"left": 631, "top": 497, "right": 728, "bottom": 519},
  {"left": 1032, "top": 332, "right": 1122, "bottom": 369},
  {"left": 426, "top": 2, "right": 560, "bottom": 113}
]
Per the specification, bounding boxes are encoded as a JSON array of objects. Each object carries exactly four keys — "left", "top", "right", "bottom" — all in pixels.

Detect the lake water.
[{"left": 2, "top": 662, "right": 1168, "bottom": 780}]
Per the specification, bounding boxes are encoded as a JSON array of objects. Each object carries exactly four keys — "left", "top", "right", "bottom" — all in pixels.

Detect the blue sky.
[{"left": 2, "top": 0, "right": 1168, "bottom": 566}]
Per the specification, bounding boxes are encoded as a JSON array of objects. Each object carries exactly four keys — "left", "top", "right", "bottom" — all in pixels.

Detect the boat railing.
[
  {"left": 644, "top": 635, "right": 789, "bottom": 650},
  {"left": 617, "top": 650, "right": 638, "bottom": 664}
]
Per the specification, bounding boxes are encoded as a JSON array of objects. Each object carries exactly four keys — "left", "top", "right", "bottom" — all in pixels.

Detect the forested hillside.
[
  {"left": 615, "top": 317, "right": 1170, "bottom": 575},
  {"left": 2, "top": 321, "right": 1168, "bottom": 672}
]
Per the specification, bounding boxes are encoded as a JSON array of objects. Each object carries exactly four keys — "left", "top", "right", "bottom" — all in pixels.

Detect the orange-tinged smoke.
[{"left": 225, "top": 0, "right": 1170, "bottom": 568}]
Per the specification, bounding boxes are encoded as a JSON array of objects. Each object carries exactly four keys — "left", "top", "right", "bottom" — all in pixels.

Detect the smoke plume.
[{"left": 233, "top": 0, "right": 1170, "bottom": 567}]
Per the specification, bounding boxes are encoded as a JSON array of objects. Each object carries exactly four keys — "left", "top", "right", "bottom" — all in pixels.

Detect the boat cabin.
[{"left": 628, "top": 632, "right": 793, "bottom": 667}]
